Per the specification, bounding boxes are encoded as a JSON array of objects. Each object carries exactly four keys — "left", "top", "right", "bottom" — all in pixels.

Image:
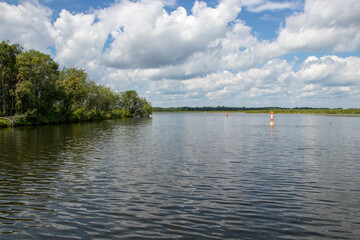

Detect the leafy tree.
[
  {"left": 15, "top": 49, "right": 59, "bottom": 115},
  {"left": 86, "top": 81, "right": 116, "bottom": 112},
  {"left": 140, "top": 97, "right": 152, "bottom": 117},
  {"left": 0, "top": 41, "right": 22, "bottom": 116},
  {"left": 118, "top": 90, "right": 152, "bottom": 117},
  {"left": 58, "top": 67, "right": 90, "bottom": 120}
]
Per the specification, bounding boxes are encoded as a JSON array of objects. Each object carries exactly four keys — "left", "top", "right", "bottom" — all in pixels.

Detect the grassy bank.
[{"left": 0, "top": 110, "right": 133, "bottom": 128}]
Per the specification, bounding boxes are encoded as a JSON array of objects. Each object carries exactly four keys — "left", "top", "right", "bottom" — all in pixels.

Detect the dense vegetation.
[
  {"left": 154, "top": 106, "right": 360, "bottom": 114},
  {"left": 0, "top": 41, "right": 152, "bottom": 127}
]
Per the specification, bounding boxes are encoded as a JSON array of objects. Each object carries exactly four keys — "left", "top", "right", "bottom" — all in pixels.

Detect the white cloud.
[
  {"left": 50, "top": 0, "right": 249, "bottom": 74},
  {"left": 260, "top": 0, "right": 360, "bottom": 58},
  {"left": 0, "top": 1, "right": 55, "bottom": 53},
  {"left": 99, "top": 0, "right": 242, "bottom": 68},
  {"left": 295, "top": 56, "right": 360, "bottom": 102},
  {"left": 53, "top": 10, "right": 107, "bottom": 66},
  {"left": 147, "top": 58, "right": 295, "bottom": 106},
  {"left": 147, "top": 55, "right": 360, "bottom": 107}
]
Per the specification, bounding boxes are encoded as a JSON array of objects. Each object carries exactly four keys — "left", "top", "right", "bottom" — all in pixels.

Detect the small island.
[{"left": 0, "top": 41, "right": 152, "bottom": 128}]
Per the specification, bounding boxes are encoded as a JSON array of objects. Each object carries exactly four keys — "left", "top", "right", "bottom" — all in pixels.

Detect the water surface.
[{"left": 1, "top": 113, "right": 359, "bottom": 239}]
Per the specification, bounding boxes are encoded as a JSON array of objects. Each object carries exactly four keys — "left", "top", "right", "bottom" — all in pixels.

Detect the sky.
[{"left": 1, "top": 0, "right": 360, "bottom": 108}]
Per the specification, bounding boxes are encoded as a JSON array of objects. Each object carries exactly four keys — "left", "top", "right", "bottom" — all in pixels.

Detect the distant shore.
[{"left": 153, "top": 107, "right": 360, "bottom": 115}]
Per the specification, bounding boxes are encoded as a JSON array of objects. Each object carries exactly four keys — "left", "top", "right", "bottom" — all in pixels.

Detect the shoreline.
[
  {"left": 153, "top": 109, "right": 360, "bottom": 115},
  {"left": 0, "top": 115, "right": 146, "bottom": 129}
]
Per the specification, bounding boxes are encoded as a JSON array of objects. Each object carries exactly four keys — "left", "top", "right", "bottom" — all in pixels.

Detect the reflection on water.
[{"left": 0, "top": 114, "right": 360, "bottom": 239}]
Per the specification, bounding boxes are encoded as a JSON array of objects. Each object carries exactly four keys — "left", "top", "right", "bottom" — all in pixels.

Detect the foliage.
[
  {"left": 0, "top": 41, "right": 152, "bottom": 127},
  {"left": 58, "top": 67, "right": 90, "bottom": 120},
  {"left": 118, "top": 90, "right": 152, "bottom": 117},
  {"left": 15, "top": 49, "right": 59, "bottom": 115},
  {"left": 111, "top": 108, "right": 131, "bottom": 118},
  {"left": 0, "top": 119, "right": 11, "bottom": 127},
  {"left": 0, "top": 41, "right": 22, "bottom": 116}
]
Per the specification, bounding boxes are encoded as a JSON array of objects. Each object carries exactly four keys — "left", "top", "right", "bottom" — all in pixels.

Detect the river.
[{"left": 1, "top": 113, "right": 359, "bottom": 239}]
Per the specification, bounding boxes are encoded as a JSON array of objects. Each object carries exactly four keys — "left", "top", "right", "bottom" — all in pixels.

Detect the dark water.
[{"left": 1, "top": 113, "right": 359, "bottom": 239}]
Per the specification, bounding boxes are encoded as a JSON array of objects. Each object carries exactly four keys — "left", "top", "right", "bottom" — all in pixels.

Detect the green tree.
[
  {"left": 58, "top": 67, "right": 91, "bottom": 120},
  {"left": 118, "top": 90, "right": 152, "bottom": 117},
  {"left": 15, "top": 49, "right": 59, "bottom": 115},
  {"left": 86, "top": 81, "right": 116, "bottom": 112},
  {"left": 0, "top": 41, "right": 22, "bottom": 116}
]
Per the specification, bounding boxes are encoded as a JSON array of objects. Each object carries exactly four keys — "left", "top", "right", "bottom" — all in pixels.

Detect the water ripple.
[{"left": 1, "top": 115, "right": 360, "bottom": 239}]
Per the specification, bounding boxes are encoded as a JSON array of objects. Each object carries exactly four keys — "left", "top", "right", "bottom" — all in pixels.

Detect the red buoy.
[{"left": 269, "top": 112, "right": 274, "bottom": 126}]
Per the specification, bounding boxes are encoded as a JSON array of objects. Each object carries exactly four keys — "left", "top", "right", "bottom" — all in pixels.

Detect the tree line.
[
  {"left": 154, "top": 106, "right": 360, "bottom": 114},
  {"left": 0, "top": 41, "right": 152, "bottom": 127}
]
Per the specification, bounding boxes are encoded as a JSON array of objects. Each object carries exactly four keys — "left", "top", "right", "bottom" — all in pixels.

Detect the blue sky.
[{"left": 1, "top": 0, "right": 360, "bottom": 108}]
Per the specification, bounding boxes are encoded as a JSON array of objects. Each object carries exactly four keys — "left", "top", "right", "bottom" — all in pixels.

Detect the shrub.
[
  {"left": 111, "top": 109, "right": 131, "bottom": 118},
  {"left": 12, "top": 114, "right": 32, "bottom": 126},
  {"left": 0, "top": 119, "right": 11, "bottom": 128},
  {"left": 71, "top": 108, "right": 89, "bottom": 122}
]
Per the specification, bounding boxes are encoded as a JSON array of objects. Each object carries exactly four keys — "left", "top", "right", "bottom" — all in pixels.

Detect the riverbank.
[{"left": 0, "top": 111, "right": 135, "bottom": 128}]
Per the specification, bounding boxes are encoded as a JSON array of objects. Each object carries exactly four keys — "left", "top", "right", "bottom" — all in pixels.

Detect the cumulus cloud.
[
  {"left": 50, "top": 0, "right": 251, "bottom": 74},
  {"left": 257, "top": 0, "right": 360, "bottom": 59},
  {"left": 147, "top": 55, "right": 360, "bottom": 107},
  {"left": 295, "top": 56, "right": 360, "bottom": 103},
  {"left": 53, "top": 9, "right": 108, "bottom": 66},
  {"left": 147, "top": 58, "right": 296, "bottom": 106},
  {"left": 0, "top": 1, "right": 55, "bottom": 53},
  {"left": 50, "top": 0, "right": 257, "bottom": 83},
  {"left": 297, "top": 56, "right": 360, "bottom": 86},
  {"left": 100, "top": 0, "right": 242, "bottom": 68}
]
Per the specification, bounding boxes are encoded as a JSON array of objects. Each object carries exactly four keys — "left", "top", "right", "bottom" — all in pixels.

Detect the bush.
[
  {"left": 71, "top": 108, "right": 89, "bottom": 122},
  {"left": 12, "top": 114, "right": 32, "bottom": 126},
  {"left": 88, "top": 109, "right": 103, "bottom": 120},
  {"left": 111, "top": 109, "right": 131, "bottom": 118},
  {"left": 0, "top": 119, "right": 11, "bottom": 128}
]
